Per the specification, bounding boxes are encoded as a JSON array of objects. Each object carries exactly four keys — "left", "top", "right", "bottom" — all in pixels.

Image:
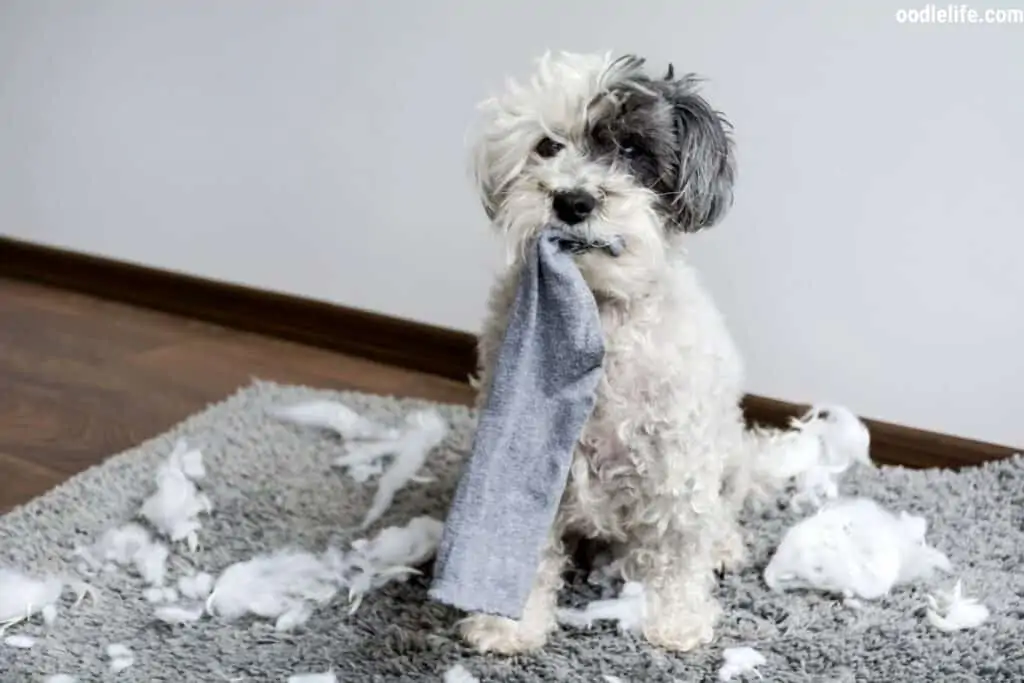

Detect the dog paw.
[
  {"left": 642, "top": 616, "right": 715, "bottom": 653},
  {"left": 459, "top": 613, "right": 549, "bottom": 654},
  {"left": 642, "top": 598, "right": 719, "bottom": 653}
]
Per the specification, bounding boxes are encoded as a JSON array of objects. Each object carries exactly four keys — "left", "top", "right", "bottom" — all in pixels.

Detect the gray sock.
[{"left": 429, "top": 226, "right": 622, "bottom": 619}]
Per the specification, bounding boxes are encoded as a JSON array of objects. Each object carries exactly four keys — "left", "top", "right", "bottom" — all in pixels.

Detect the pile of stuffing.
[
  {"left": 2, "top": 401, "right": 453, "bottom": 681},
  {"left": 0, "top": 401, "right": 990, "bottom": 681}
]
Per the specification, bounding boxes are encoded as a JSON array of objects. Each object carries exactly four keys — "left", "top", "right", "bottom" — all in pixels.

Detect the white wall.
[{"left": 2, "top": 1, "right": 1022, "bottom": 447}]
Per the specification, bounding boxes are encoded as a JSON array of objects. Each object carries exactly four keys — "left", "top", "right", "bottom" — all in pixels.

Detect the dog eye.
[
  {"left": 619, "top": 138, "right": 643, "bottom": 159},
  {"left": 534, "top": 137, "right": 564, "bottom": 159}
]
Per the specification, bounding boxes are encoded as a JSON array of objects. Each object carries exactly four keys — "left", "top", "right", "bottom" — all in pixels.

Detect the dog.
[{"left": 459, "top": 51, "right": 785, "bottom": 655}]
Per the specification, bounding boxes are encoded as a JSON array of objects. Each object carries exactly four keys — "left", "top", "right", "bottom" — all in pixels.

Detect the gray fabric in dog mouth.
[
  {"left": 428, "top": 224, "right": 623, "bottom": 619},
  {"left": 550, "top": 229, "right": 626, "bottom": 257}
]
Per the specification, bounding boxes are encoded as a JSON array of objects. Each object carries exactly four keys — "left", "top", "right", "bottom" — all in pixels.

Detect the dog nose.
[{"left": 552, "top": 189, "right": 597, "bottom": 225}]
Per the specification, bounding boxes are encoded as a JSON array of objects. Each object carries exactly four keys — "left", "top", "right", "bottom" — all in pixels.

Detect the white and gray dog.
[{"left": 461, "top": 51, "right": 810, "bottom": 655}]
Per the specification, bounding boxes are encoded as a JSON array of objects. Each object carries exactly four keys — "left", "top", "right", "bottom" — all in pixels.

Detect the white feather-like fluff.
[
  {"left": 755, "top": 405, "right": 872, "bottom": 509},
  {"left": 79, "top": 523, "right": 169, "bottom": 586},
  {"left": 0, "top": 568, "right": 64, "bottom": 626},
  {"left": 272, "top": 400, "right": 398, "bottom": 441},
  {"left": 139, "top": 440, "right": 211, "bottom": 551},
  {"left": 205, "top": 516, "right": 443, "bottom": 628},
  {"left": 105, "top": 642, "right": 135, "bottom": 672},
  {"left": 3, "top": 634, "right": 37, "bottom": 648},
  {"left": 287, "top": 673, "right": 337, "bottom": 683},
  {"left": 764, "top": 498, "right": 951, "bottom": 599},
  {"left": 443, "top": 664, "right": 481, "bottom": 683},
  {"left": 344, "top": 515, "right": 444, "bottom": 612},
  {"left": 205, "top": 549, "right": 341, "bottom": 629},
  {"left": 154, "top": 604, "right": 205, "bottom": 625},
  {"left": 355, "top": 410, "right": 448, "bottom": 530},
  {"left": 556, "top": 581, "right": 646, "bottom": 632},
  {"left": 717, "top": 646, "right": 767, "bottom": 681},
  {"left": 925, "top": 580, "right": 990, "bottom": 631}
]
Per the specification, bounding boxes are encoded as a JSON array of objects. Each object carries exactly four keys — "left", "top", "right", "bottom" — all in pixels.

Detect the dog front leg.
[
  {"left": 458, "top": 533, "right": 567, "bottom": 654},
  {"left": 626, "top": 520, "right": 721, "bottom": 652}
]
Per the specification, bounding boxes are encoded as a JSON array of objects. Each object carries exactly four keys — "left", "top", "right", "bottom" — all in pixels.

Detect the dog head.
[{"left": 471, "top": 52, "right": 735, "bottom": 298}]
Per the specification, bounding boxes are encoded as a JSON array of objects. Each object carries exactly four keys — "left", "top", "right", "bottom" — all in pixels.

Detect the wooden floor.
[{"left": 0, "top": 277, "right": 475, "bottom": 514}]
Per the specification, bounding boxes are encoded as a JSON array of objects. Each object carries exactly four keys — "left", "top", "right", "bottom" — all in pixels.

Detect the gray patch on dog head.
[
  {"left": 585, "top": 78, "right": 676, "bottom": 193},
  {"left": 586, "top": 57, "right": 736, "bottom": 233}
]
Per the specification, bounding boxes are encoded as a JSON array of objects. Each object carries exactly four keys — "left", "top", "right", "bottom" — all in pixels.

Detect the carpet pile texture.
[{"left": 1, "top": 381, "right": 1021, "bottom": 682}]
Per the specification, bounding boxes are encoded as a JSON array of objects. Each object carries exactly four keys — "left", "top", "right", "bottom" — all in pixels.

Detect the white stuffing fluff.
[
  {"left": 353, "top": 410, "right": 448, "bottom": 530},
  {"left": 274, "top": 403, "right": 447, "bottom": 520},
  {"left": 154, "top": 604, "right": 205, "bottom": 625},
  {"left": 343, "top": 515, "right": 444, "bottom": 612},
  {"left": 764, "top": 497, "right": 951, "bottom": 600},
  {"left": 79, "top": 523, "right": 169, "bottom": 586},
  {"left": 273, "top": 602, "right": 314, "bottom": 632},
  {"left": 41, "top": 603, "right": 59, "bottom": 625},
  {"left": 0, "top": 572, "right": 94, "bottom": 632},
  {"left": 4, "top": 633, "right": 37, "bottom": 648},
  {"left": 276, "top": 401, "right": 444, "bottom": 501},
  {"left": 139, "top": 440, "right": 212, "bottom": 551},
  {"left": 177, "top": 571, "right": 214, "bottom": 600},
  {"left": 556, "top": 581, "right": 646, "bottom": 632},
  {"left": 333, "top": 439, "right": 404, "bottom": 479},
  {"left": 891, "top": 511, "right": 956, "bottom": 586},
  {"left": 603, "top": 677, "right": 626, "bottom": 683},
  {"left": 273, "top": 400, "right": 398, "bottom": 441},
  {"left": 106, "top": 642, "right": 132, "bottom": 658},
  {"left": 346, "top": 459, "right": 386, "bottom": 484},
  {"left": 205, "top": 515, "right": 444, "bottom": 626},
  {"left": 142, "top": 586, "right": 179, "bottom": 604},
  {"left": 760, "top": 405, "right": 871, "bottom": 509},
  {"left": 83, "top": 523, "right": 152, "bottom": 565},
  {"left": 443, "top": 664, "right": 480, "bottom": 683},
  {"left": 106, "top": 642, "right": 135, "bottom": 672},
  {"left": 44, "top": 676, "right": 78, "bottom": 683},
  {"left": 0, "top": 568, "right": 64, "bottom": 630},
  {"left": 758, "top": 427, "right": 823, "bottom": 482},
  {"left": 134, "top": 543, "right": 171, "bottom": 586},
  {"left": 206, "top": 549, "right": 342, "bottom": 631},
  {"left": 287, "top": 672, "right": 338, "bottom": 683},
  {"left": 843, "top": 596, "right": 865, "bottom": 610},
  {"left": 110, "top": 657, "right": 134, "bottom": 673},
  {"left": 925, "top": 579, "right": 990, "bottom": 631},
  {"left": 174, "top": 442, "right": 206, "bottom": 480},
  {"left": 718, "top": 646, "right": 767, "bottom": 681}
]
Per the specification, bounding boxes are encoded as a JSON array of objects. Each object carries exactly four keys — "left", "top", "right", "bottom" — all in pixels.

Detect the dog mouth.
[{"left": 546, "top": 224, "right": 625, "bottom": 258}]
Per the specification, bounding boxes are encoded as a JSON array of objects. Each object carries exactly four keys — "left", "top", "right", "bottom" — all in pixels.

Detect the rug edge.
[{"left": 0, "top": 378, "right": 474, "bottom": 526}]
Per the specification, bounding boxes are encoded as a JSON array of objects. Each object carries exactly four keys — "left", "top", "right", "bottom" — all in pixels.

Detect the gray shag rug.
[{"left": 1, "top": 381, "right": 1022, "bottom": 682}]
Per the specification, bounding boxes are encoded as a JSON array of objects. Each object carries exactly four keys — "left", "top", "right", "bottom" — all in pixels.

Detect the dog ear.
[
  {"left": 659, "top": 73, "right": 736, "bottom": 232},
  {"left": 469, "top": 111, "right": 517, "bottom": 222}
]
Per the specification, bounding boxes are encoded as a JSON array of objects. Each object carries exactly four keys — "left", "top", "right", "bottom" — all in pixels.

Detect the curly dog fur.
[{"left": 459, "top": 52, "right": 791, "bottom": 654}]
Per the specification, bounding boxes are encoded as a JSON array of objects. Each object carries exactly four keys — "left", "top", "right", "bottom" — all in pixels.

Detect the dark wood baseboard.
[
  {"left": 0, "top": 236, "right": 476, "bottom": 382},
  {"left": 2, "top": 235, "right": 1017, "bottom": 469}
]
